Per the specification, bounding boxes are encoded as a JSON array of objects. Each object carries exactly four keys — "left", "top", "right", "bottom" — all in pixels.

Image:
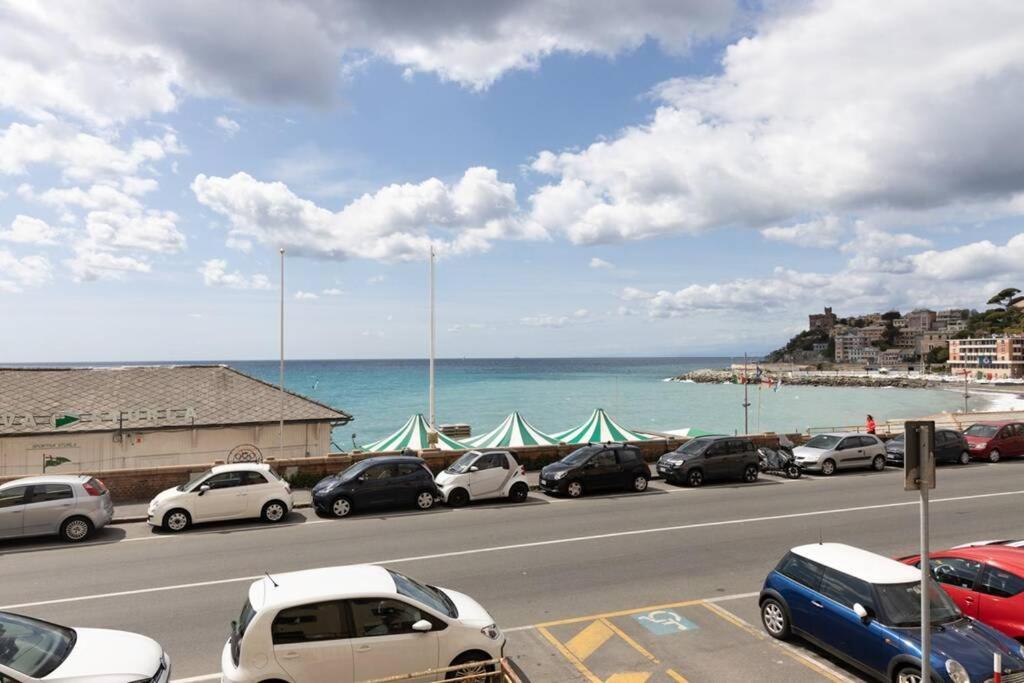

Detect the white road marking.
[{"left": 6, "top": 487, "right": 1022, "bottom": 611}]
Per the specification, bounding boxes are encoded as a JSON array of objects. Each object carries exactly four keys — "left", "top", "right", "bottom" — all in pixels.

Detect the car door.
[
  {"left": 815, "top": 568, "right": 887, "bottom": 677},
  {"left": 585, "top": 449, "right": 619, "bottom": 490},
  {"left": 239, "top": 470, "right": 272, "bottom": 516},
  {"left": 702, "top": 441, "right": 730, "bottom": 480},
  {"left": 974, "top": 564, "right": 1024, "bottom": 635},
  {"left": 926, "top": 556, "right": 982, "bottom": 618},
  {"left": 193, "top": 472, "right": 248, "bottom": 520},
  {"left": 0, "top": 485, "right": 29, "bottom": 539},
  {"left": 272, "top": 600, "right": 354, "bottom": 683},
  {"left": 356, "top": 464, "right": 400, "bottom": 508},
  {"left": 1013, "top": 424, "right": 1024, "bottom": 456},
  {"left": 22, "top": 483, "right": 75, "bottom": 536},
  {"left": 469, "top": 453, "right": 508, "bottom": 499},
  {"left": 773, "top": 552, "right": 826, "bottom": 632},
  {"left": 835, "top": 437, "right": 865, "bottom": 469},
  {"left": 347, "top": 597, "right": 440, "bottom": 683},
  {"left": 860, "top": 435, "right": 884, "bottom": 463}
]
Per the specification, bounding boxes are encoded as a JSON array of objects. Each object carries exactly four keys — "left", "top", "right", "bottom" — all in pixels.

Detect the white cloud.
[
  {"left": 589, "top": 257, "right": 614, "bottom": 269},
  {"left": 367, "top": 275, "right": 386, "bottom": 284},
  {"left": 66, "top": 249, "right": 150, "bottom": 282},
  {"left": 199, "top": 259, "right": 272, "bottom": 290},
  {"left": 908, "top": 233, "right": 1024, "bottom": 281},
  {"left": 192, "top": 167, "right": 542, "bottom": 262},
  {"left": 321, "top": 288, "right": 344, "bottom": 296},
  {"left": 530, "top": 1, "right": 1024, "bottom": 245},
  {"left": 294, "top": 290, "right": 318, "bottom": 300},
  {"left": 215, "top": 115, "right": 241, "bottom": 137},
  {"left": 0, "top": 249, "right": 52, "bottom": 292},
  {"left": 0, "top": 215, "right": 61, "bottom": 245},
  {"left": 761, "top": 216, "right": 844, "bottom": 248},
  {"left": 520, "top": 314, "right": 571, "bottom": 328}
]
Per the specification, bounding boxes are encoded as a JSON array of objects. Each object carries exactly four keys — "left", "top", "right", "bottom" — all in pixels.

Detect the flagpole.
[
  {"left": 279, "top": 248, "right": 285, "bottom": 460},
  {"left": 742, "top": 352, "right": 751, "bottom": 434},
  {"left": 428, "top": 246, "right": 436, "bottom": 433}
]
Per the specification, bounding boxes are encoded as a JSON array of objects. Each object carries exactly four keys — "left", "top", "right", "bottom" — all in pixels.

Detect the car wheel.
[
  {"left": 686, "top": 469, "right": 704, "bottom": 487},
  {"left": 990, "top": 449, "right": 1001, "bottom": 463},
  {"left": 416, "top": 490, "right": 435, "bottom": 510},
  {"left": 60, "top": 516, "right": 93, "bottom": 543},
  {"left": 743, "top": 464, "right": 759, "bottom": 483},
  {"left": 447, "top": 487, "right": 470, "bottom": 508},
  {"left": 331, "top": 497, "right": 352, "bottom": 518},
  {"left": 631, "top": 474, "right": 649, "bottom": 492},
  {"left": 760, "top": 599, "right": 790, "bottom": 640},
  {"left": 959, "top": 450, "right": 971, "bottom": 465},
  {"left": 508, "top": 482, "right": 529, "bottom": 502},
  {"left": 162, "top": 509, "right": 191, "bottom": 533},
  {"left": 820, "top": 458, "right": 837, "bottom": 476},
  {"left": 446, "top": 652, "right": 492, "bottom": 680},
  {"left": 261, "top": 500, "right": 287, "bottom": 523},
  {"left": 894, "top": 666, "right": 923, "bottom": 683},
  {"left": 566, "top": 480, "right": 584, "bottom": 498},
  {"left": 871, "top": 454, "right": 886, "bottom": 471}
]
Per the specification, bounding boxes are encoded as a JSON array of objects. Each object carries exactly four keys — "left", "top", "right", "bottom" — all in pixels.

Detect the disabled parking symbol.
[{"left": 632, "top": 609, "right": 698, "bottom": 635}]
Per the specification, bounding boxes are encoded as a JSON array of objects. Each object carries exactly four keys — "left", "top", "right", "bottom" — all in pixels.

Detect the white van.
[{"left": 435, "top": 450, "right": 530, "bottom": 507}]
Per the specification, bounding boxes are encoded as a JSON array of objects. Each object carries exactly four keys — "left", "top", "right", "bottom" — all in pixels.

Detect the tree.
[
  {"left": 881, "top": 310, "right": 901, "bottom": 321},
  {"left": 987, "top": 287, "right": 1023, "bottom": 311},
  {"left": 926, "top": 346, "right": 949, "bottom": 365}
]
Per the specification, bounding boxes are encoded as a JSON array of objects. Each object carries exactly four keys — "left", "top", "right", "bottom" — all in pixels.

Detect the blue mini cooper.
[{"left": 760, "top": 543, "right": 1024, "bottom": 682}]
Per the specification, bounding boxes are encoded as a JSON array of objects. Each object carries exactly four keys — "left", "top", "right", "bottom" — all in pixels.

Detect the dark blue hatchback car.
[{"left": 760, "top": 543, "right": 1024, "bottom": 682}]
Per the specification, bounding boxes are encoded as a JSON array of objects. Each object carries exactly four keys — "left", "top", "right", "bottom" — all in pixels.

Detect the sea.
[{"left": 215, "top": 357, "right": 991, "bottom": 449}]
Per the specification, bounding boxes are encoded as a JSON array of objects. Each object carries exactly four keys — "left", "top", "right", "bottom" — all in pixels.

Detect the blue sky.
[{"left": 2, "top": 1, "right": 1024, "bottom": 362}]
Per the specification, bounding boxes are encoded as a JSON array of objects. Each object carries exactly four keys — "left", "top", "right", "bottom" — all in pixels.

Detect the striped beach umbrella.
[
  {"left": 665, "top": 427, "right": 719, "bottom": 438},
  {"left": 362, "top": 414, "right": 467, "bottom": 452},
  {"left": 462, "top": 411, "right": 559, "bottom": 448},
  {"left": 552, "top": 408, "right": 652, "bottom": 444}
]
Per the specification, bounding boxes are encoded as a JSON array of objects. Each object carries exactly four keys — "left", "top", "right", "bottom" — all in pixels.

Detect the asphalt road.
[{"left": 3, "top": 461, "right": 1024, "bottom": 681}]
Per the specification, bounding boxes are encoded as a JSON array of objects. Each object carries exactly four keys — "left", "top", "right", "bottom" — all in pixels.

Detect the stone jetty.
[{"left": 676, "top": 368, "right": 934, "bottom": 389}]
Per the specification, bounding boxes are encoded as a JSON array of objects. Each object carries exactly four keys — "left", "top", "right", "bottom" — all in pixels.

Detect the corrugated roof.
[{"left": 0, "top": 365, "right": 351, "bottom": 436}]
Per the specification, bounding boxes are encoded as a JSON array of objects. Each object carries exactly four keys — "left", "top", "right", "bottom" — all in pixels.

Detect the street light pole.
[
  {"left": 963, "top": 370, "right": 969, "bottom": 414},
  {"left": 428, "top": 246, "right": 436, "bottom": 431},
  {"left": 279, "top": 248, "right": 285, "bottom": 460},
  {"left": 742, "top": 352, "right": 751, "bottom": 434}
]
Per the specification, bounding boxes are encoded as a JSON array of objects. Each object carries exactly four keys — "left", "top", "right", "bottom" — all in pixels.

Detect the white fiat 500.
[
  {"left": 435, "top": 450, "right": 530, "bottom": 507},
  {"left": 147, "top": 463, "right": 293, "bottom": 532},
  {"left": 0, "top": 611, "right": 170, "bottom": 682},
  {"left": 221, "top": 564, "right": 505, "bottom": 683}
]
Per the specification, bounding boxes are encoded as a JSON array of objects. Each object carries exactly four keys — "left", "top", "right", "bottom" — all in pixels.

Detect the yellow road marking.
[
  {"left": 566, "top": 620, "right": 615, "bottom": 661},
  {"left": 700, "top": 602, "right": 850, "bottom": 682},
  {"left": 534, "top": 598, "right": 705, "bottom": 628},
  {"left": 605, "top": 673, "right": 651, "bottom": 683},
  {"left": 599, "top": 618, "right": 660, "bottom": 664},
  {"left": 537, "top": 626, "right": 603, "bottom": 683},
  {"left": 665, "top": 669, "right": 689, "bottom": 683}
]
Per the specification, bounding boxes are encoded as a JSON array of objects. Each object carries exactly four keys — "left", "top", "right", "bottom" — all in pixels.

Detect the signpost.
[{"left": 904, "top": 421, "right": 935, "bottom": 682}]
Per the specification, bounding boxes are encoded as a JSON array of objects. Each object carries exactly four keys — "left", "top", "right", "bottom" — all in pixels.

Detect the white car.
[
  {"left": 792, "top": 432, "right": 887, "bottom": 475},
  {"left": 0, "top": 611, "right": 169, "bottom": 682},
  {"left": 220, "top": 564, "right": 505, "bottom": 683},
  {"left": 435, "top": 450, "right": 530, "bottom": 507},
  {"left": 147, "top": 463, "right": 293, "bottom": 532}
]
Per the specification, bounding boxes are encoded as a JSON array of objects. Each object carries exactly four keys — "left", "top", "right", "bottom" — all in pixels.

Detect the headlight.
[
  {"left": 552, "top": 470, "right": 568, "bottom": 480},
  {"left": 1018, "top": 643, "right": 1024, "bottom": 659},
  {"left": 970, "top": 443, "right": 984, "bottom": 449},
  {"left": 480, "top": 623, "right": 501, "bottom": 640},
  {"left": 945, "top": 659, "right": 970, "bottom": 683}
]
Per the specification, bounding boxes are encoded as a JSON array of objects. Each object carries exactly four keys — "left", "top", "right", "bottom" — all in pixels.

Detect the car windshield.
[
  {"left": 388, "top": 569, "right": 458, "bottom": 618},
  {"left": 339, "top": 461, "right": 372, "bottom": 481},
  {"left": 803, "top": 435, "right": 842, "bottom": 450},
  {"left": 674, "top": 439, "right": 711, "bottom": 455},
  {"left": 179, "top": 469, "right": 212, "bottom": 491},
  {"left": 964, "top": 424, "right": 999, "bottom": 438},
  {"left": 890, "top": 434, "right": 905, "bottom": 443},
  {"left": 875, "top": 580, "right": 962, "bottom": 627},
  {"left": 231, "top": 599, "right": 257, "bottom": 666},
  {"left": 0, "top": 612, "right": 76, "bottom": 678},
  {"left": 562, "top": 447, "right": 599, "bottom": 465},
  {"left": 446, "top": 452, "right": 480, "bottom": 474}
]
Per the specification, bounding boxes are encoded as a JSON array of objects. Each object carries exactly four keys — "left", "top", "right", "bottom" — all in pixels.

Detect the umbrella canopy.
[
  {"left": 462, "top": 411, "right": 559, "bottom": 448},
  {"left": 663, "top": 427, "right": 719, "bottom": 438},
  {"left": 552, "top": 408, "right": 652, "bottom": 444},
  {"left": 362, "top": 414, "right": 467, "bottom": 452}
]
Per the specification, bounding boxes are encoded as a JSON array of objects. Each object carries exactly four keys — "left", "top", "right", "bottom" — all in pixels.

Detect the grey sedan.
[
  {"left": 792, "top": 432, "right": 887, "bottom": 476},
  {"left": 0, "top": 474, "right": 114, "bottom": 542}
]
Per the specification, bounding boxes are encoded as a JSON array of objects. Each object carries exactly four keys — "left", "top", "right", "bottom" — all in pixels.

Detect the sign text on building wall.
[{"left": 0, "top": 407, "right": 198, "bottom": 429}]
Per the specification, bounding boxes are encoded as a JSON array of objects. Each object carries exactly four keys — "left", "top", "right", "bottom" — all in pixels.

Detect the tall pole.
[
  {"left": 279, "top": 248, "right": 285, "bottom": 459},
  {"left": 963, "top": 370, "right": 969, "bottom": 414},
  {"left": 428, "top": 246, "right": 436, "bottom": 429},
  {"left": 920, "top": 474, "right": 931, "bottom": 682},
  {"left": 742, "top": 352, "right": 751, "bottom": 434}
]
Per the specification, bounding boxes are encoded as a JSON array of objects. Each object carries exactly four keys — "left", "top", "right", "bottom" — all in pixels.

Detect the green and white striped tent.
[
  {"left": 362, "top": 414, "right": 467, "bottom": 452},
  {"left": 551, "top": 408, "right": 653, "bottom": 444},
  {"left": 461, "top": 411, "right": 559, "bottom": 448}
]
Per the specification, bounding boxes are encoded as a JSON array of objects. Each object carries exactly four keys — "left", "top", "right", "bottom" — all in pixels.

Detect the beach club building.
[
  {"left": 0, "top": 365, "right": 352, "bottom": 476},
  {"left": 947, "top": 336, "right": 1024, "bottom": 379}
]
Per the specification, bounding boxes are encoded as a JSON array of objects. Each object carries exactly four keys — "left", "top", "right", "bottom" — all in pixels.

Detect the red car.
[
  {"left": 963, "top": 420, "right": 1024, "bottom": 463},
  {"left": 900, "top": 545, "right": 1024, "bottom": 642}
]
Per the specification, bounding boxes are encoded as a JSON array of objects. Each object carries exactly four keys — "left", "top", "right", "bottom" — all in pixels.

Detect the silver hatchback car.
[
  {"left": 792, "top": 432, "right": 887, "bottom": 476},
  {"left": 0, "top": 475, "right": 114, "bottom": 542}
]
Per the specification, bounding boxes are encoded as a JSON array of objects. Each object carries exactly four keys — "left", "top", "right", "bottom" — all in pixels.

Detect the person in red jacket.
[{"left": 866, "top": 414, "right": 877, "bottom": 434}]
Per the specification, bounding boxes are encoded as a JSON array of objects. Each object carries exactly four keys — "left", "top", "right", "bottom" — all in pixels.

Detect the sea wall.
[{"left": 678, "top": 368, "right": 934, "bottom": 389}]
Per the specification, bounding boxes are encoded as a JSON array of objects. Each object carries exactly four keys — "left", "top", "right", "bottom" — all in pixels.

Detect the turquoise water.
[{"left": 227, "top": 358, "right": 968, "bottom": 449}]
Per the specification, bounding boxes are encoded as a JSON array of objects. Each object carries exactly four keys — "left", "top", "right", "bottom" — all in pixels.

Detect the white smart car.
[
  {"left": 147, "top": 463, "right": 293, "bottom": 532},
  {"left": 435, "top": 450, "right": 530, "bottom": 507},
  {"left": 0, "top": 611, "right": 169, "bottom": 682},
  {"left": 220, "top": 564, "right": 505, "bottom": 683}
]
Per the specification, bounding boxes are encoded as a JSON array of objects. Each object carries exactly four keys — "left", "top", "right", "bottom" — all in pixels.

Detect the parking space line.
[
  {"left": 565, "top": 620, "right": 615, "bottom": 661},
  {"left": 700, "top": 601, "right": 853, "bottom": 683},
  {"left": 665, "top": 669, "right": 689, "bottom": 683},
  {"left": 599, "top": 618, "right": 659, "bottom": 664},
  {"left": 537, "top": 626, "right": 603, "bottom": 683},
  {"left": 605, "top": 673, "right": 651, "bottom": 682}
]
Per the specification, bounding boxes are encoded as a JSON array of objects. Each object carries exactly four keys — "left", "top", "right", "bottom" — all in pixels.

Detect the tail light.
[
  {"left": 82, "top": 478, "right": 107, "bottom": 496},
  {"left": 519, "top": 465, "right": 525, "bottom": 476}
]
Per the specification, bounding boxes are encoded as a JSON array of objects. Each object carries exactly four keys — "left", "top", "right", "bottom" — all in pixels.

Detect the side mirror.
[
  {"left": 468, "top": 466, "right": 479, "bottom": 473},
  {"left": 411, "top": 619, "right": 433, "bottom": 633},
  {"left": 198, "top": 484, "right": 211, "bottom": 496},
  {"left": 356, "top": 474, "right": 366, "bottom": 482},
  {"left": 853, "top": 603, "right": 871, "bottom": 622}
]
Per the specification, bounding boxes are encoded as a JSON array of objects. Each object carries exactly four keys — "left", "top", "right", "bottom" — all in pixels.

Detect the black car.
[
  {"left": 657, "top": 436, "right": 760, "bottom": 487},
  {"left": 539, "top": 443, "right": 651, "bottom": 498},
  {"left": 311, "top": 456, "right": 441, "bottom": 518},
  {"left": 884, "top": 429, "right": 971, "bottom": 467}
]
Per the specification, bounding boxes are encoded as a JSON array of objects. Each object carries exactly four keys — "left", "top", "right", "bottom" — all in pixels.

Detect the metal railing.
[{"left": 362, "top": 659, "right": 522, "bottom": 683}]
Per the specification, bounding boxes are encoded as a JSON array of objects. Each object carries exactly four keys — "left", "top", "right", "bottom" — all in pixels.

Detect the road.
[{"left": 2, "top": 461, "right": 1023, "bottom": 682}]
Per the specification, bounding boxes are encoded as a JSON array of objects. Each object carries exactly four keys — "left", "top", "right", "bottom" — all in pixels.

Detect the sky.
[{"left": 2, "top": 0, "right": 1024, "bottom": 362}]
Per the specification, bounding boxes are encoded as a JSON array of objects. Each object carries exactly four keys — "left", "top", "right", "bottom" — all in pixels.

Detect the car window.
[
  {"left": 499, "top": 453, "right": 511, "bottom": 469},
  {"left": 706, "top": 441, "right": 727, "bottom": 457},
  {"left": 364, "top": 465, "right": 397, "bottom": 480},
  {"left": 1015, "top": 424, "right": 1024, "bottom": 437},
  {"left": 29, "top": 484, "right": 74, "bottom": 503},
  {"left": 617, "top": 449, "right": 638, "bottom": 465},
  {"left": 0, "top": 486, "right": 29, "bottom": 508},
  {"left": 738, "top": 440, "right": 754, "bottom": 453},
  {"left": 997, "top": 428, "right": 1011, "bottom": 440},
  {"left": 203, "top": 472, "right": 242, "bottom": 489},
  {"left": 929, "top": 557, "right": 982, "bottom": 590},
  {"left": 239, "top": 471, "right": 268, "bottom": 486},
  {"left": 349, "top": 598, "right": 430, "bottom": 637},
  {"left": 776, "top": 552, "right": 825, "bottom": 590},
  {"left": 397, "top": 463, "right": 422, "bottom": 476},
  {"left": 819, "top": 568, "right": 875, "bottom": 610},
  {"left": 475, "top": 453, "right": 502, "bottom": 470},
  {"left": 837, "top": 438, "right": 858, "bottom": 450},
  {"left": 272, "top": 601, "right": 350, "bottom": 644},
  {"left": 592, "top": 451, "right": 616, "bottom": 467},
  {"left": 976, "top": 566, "right": 1024, "bottom": 599},
  {"left": 859, "top": 436, "right": 879, "bottom": 448}
]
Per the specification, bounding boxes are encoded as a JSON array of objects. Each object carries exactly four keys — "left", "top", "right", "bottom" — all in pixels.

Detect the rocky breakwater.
[{"left": 676, "top": 369, "right": 934, "bottom": 389}]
